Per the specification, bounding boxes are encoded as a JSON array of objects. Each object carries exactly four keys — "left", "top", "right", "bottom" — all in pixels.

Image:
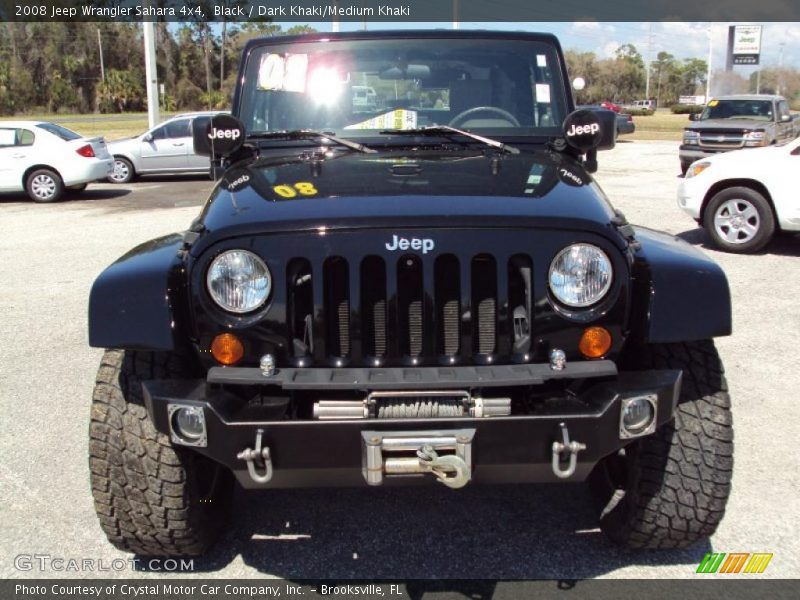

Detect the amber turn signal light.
[
  {"left": 211, "top": 333, "right": 244, "bottom": 365},
  {"left": 579, "top": 326, "right": 612, "bottom": 359}
]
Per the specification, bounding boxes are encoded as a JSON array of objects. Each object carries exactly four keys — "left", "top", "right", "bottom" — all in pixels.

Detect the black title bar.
[{"left": 2, "top": 0, "right": 800, "bottom": 22}]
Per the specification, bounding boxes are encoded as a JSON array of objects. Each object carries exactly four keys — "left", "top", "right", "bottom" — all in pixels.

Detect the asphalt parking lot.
[{"left": 1, "top": 140, "right": 798, "bottom": 580}]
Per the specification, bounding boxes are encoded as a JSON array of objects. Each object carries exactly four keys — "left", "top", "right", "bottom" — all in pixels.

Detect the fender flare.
[
  {"left": 629, "top": 227, "right": 731, "bottom": 343},
  {"left": 88, "top": 234, "right": 188, "bottom": 350}
]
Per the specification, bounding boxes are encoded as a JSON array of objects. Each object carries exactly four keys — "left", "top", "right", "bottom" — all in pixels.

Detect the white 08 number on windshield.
[{"left": 272, "top": 182, "right": 318, "bottom": 198}]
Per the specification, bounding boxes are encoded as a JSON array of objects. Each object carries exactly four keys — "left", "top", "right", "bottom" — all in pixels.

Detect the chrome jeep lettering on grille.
[{"left": 385, "top": 234, "right": 435, "bottom": 254}]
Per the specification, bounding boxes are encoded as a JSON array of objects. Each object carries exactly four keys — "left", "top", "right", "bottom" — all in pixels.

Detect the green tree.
[{"left": 95, "top": 69, "right": 145, "bottom": 113}]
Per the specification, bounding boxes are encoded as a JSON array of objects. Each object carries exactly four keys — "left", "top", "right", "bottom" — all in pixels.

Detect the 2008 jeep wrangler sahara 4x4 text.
[{"left": 88, "top": 31, "right": 733, "bottom": 557}]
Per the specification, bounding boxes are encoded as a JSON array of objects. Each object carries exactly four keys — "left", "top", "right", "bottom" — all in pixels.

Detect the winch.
[
  {"left": 313, "top": 390, "right": 511, "bottom": 420},
  {"left": 362, "top": 429, "right": 475, "bottom": 488}
]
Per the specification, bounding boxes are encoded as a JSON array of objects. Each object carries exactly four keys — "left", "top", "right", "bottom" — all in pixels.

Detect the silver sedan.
[{"left": 106, "top": 111, "right": 225, "bottom": 183}]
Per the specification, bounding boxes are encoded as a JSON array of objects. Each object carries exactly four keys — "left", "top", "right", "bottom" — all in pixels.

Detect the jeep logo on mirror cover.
[
  {"left": 562, "top": 109, "right": 603, "bottom": 152},
  {"left": 208, "top": 128, "right": 241, "bottom": 141},
  {"left": 565, "top": 123, "right": 600, "bottom": 137},
  {"left": 385, "top": 234, "right": 435, "bottom": 254}
]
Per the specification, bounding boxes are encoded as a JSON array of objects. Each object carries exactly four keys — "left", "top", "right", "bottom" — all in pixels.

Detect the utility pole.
[
  {"left": 645, "top": 23, "right": 653, "bottom": 101},
  {"left": 705, "top": 24, "right": 713, "bottom": 102},
  {"left": 143, "top": 18, "right": 160, "bottom": 128},
  {"left": 97, "top": 28, "right": 105, "bottom": 83},
  {"left": 777, "top": 42, "right": 785, "bottom": 95}
]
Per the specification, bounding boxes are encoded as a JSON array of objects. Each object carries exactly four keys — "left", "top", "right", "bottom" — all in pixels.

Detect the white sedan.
[
  {"left": 677, "top": 136, "right": 800, "bottom": 253},
  {"left": 0, "top": 121, "right": 113, "bottom": 202}
]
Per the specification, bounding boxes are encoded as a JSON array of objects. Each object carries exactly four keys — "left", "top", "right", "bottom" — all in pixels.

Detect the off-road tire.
[
  {"left": 591, "top": 340, "right": 733, "bottom": 549},
  {"left": 89, "top": 349, "right": 234, "bottom": 556}
]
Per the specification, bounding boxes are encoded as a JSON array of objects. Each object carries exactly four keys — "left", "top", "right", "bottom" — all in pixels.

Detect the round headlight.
[
  {"left": 206, "top": 250, "right": 271, "bottom": 313},
  {"left": 549, "top": 244, "right": 613, "bottom": 308}
]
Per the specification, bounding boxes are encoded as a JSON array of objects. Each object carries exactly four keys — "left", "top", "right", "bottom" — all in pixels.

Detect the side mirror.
[
  {"left": 688, "top": 113, "right": 699, "bottom": 121},
  {"left": 780, "top": 113, "right": 792, "bottom": 123},
  {"left": 143, "top": 133, "right": 153, "bottom": 142},
  {"left": 192, "top": 114, "right": 245, "bottom": 159},
  {"left": 563, "top": 108, "right": 616, "bottom": 153}
]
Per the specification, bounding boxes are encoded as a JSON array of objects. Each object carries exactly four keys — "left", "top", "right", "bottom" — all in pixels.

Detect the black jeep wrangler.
[{"left": 88, "top": 31, "right": 733, "bottom": 556}]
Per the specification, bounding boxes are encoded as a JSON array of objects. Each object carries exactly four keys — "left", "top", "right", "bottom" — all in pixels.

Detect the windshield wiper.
[
  {"left": 379, "top": 125, "right": 520, "bottom": 154},
  {"left": 247, "top": 129, "right": 376, "bottom": 154}
]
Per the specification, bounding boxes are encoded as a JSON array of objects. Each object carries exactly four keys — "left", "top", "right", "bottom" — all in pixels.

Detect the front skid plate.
[{"left": 143, "top": 370, "right": 681, "bottom": 488}]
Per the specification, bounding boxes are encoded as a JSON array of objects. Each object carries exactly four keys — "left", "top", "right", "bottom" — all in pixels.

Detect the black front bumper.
[{"left": 142, "top": 365, "right": 681, "bottom": 488}]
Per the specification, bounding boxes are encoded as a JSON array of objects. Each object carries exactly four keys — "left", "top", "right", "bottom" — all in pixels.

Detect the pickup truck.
[{"left": 680, "top": 94, "right": 799, "bottom": 173}]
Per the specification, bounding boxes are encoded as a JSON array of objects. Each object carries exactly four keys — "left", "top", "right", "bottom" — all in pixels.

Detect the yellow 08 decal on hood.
[{"left": 273, "top": 182, "right": 319, "bottom": 199}]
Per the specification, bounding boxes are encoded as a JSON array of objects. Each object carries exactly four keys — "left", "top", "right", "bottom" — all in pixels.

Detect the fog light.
[
  {"left": 211, "top": 333, "right": 244, "bottom": 365},
  {"left": 619, "top": 394, "right": 657, "bottom": 439},
  {"left": 579, "top": 326, "right": 611, "bottom": 359},
  {"left": 168, "top": 405, "right": 207, "bottom": 447}
]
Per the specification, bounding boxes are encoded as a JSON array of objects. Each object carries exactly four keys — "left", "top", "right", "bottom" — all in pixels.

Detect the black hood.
[{"left": 190, "top": 148, "right": 620, "bottom": 255}]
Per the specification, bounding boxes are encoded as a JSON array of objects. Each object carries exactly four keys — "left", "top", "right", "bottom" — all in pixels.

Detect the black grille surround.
[{"left": 190, "top": 228, "right": 630, "bottom": 369}]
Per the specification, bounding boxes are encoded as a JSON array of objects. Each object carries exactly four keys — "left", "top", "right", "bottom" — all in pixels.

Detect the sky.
[{"left": 266, "top": 21, "right": 800, "bottom": 74}]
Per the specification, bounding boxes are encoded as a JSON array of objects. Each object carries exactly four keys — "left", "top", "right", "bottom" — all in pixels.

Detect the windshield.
[
  {"left": 238, "top": 36, "right": 567, "bottom": 140},
  {"left": 700, "top": 99, "right": 774, "bottom": 121}
]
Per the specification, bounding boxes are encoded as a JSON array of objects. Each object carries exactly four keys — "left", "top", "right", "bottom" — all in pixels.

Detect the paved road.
[{"left": 1, "top": 143, "right": 798, "bottom": 580}]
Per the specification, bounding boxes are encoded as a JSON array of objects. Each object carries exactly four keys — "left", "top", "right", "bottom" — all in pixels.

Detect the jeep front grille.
[{"left": 286, "top": 252, "right": 533, "bottom": 366}]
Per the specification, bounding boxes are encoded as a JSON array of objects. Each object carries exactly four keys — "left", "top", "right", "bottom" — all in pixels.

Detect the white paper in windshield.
[
  {"left": 258, "top": 53, "right": 307, "bottom": 93},
  {"left": 0, "top": 129, "right": 16, "bottom": 145},
  {"left": 535, "top": 83, "right": 551, "bottom": 104},
  {"left": 344, "top": 109, "right": 418, "bottom": 130}
]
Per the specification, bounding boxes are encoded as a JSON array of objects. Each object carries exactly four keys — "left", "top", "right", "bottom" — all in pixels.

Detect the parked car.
[
  {"left": 0, "top": 121, "right": 113, "bottom": 202},
  {"left": 88, "top": 30, "right": 733, "bottom": 557},
  {"left": 680, "top": 94, "right": 799, "bottom": 174},
  {"left": 600, "top": 100, "right": 621, "bottom": 113},
  {"left": 678, "top": 136, "right": 800, "bottom": 253},
  {"left": 578, "top": 105, "right": 635, "bottom": 135},
  {"left": 623, "top": 99, "right": 656, "bottom": 111},
  {"left": 107, "top": 111, "right": 227, "bottom": 183}
]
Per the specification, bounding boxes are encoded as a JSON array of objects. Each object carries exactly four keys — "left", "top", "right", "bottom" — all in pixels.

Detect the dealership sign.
[{"left": 731, "top": 25, "right": 762, "bottom": 65}]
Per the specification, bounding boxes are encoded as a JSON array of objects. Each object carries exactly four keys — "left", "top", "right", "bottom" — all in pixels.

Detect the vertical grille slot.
[
  {"left": 323, "top": 257, "right": 350, "bottom": 358},
  {"left": 361, "top": 256, "right": 387, "bottom": 358},
  {"left": 508, "top": 254, "right": 533, "bottom": 355},
  {"left": 434, "top": 254, "right": 460, "bottom": 356},
  {"left": 471, "top": 254, "right": 497, "bottom": 356},
  {"left": 397, "top": 256, "right": 424, "bottom": 357},
  {"left": 286, "top": 258, "right": 313, "bottom": 358}
]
